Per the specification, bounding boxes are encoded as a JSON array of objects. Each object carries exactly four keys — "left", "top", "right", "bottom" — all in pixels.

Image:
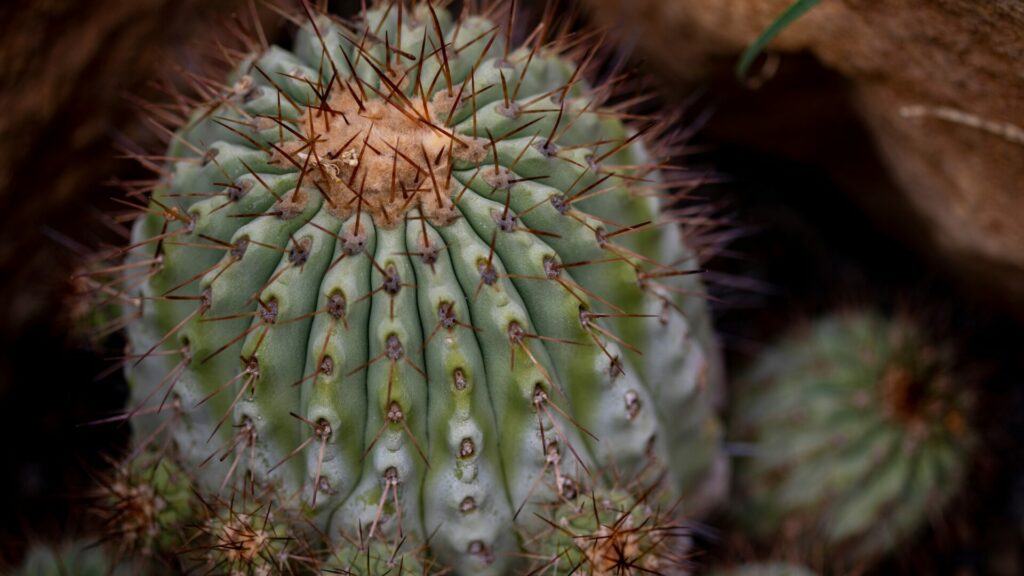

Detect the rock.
[
  {"left": 588, "top": 0, "right": 1024, "bottom": 313},
  {"left": 0, "top": 0, "right": 246, "bottom": 334}
]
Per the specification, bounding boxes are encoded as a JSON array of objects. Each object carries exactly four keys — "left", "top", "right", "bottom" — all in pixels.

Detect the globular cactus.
[
  {"left": 730, "top": 311, "right": 974, "bottom": 568},
  {"left": 93, "top": 449, "right": 193, "bottom": 560},
  {"left": 183, "top": 490, "right": 317, "bottom": 574},
  {"left": 524, "top": 482, "right": 690, "bottom": 574},
  {"left": 95, "top": 1, "right": 725, "bottom": 572}
]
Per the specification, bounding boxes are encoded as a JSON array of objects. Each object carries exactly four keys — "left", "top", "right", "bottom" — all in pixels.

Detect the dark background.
[{"left": 0, "top": 1, "right": 1020, "bottom": 572}]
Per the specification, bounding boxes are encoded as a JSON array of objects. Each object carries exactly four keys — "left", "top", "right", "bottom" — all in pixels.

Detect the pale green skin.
[
  {"left": 321, "top": 540, "right": 426, "bottom": 576},
  {"left": 124, "top": 6, "right": 722, "bottom": 574},
  {"left": 731, "top": 312, "right": 973, "bottom": 566},
  {"left": 14, "top": 541, "right": 133, "bottom": 576},
  {"left": 116, "top": 453, "right": 194, "bottom": 556}
]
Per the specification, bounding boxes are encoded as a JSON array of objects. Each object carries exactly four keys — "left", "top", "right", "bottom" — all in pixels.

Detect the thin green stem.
[{"left": 736, "top": 0, "right": 822, "bottom": 80}]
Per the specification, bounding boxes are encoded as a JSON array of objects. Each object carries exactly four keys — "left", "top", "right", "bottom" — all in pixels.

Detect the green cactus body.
[
  {"left": 118, "top": 2, "right": 723, "bottom": 572},
  {"left": 186, "top": 494, "right": 310, "bottom": 575},
  {"left": 98, "top": 451, "right": 194, "bottom": 557},
  {"left": 320, "top": 539, "right": 429, "bottom": 575},
  {"left": 524, "top": 487, "right": 689, "bottom": 574},
  {"left": 731, "top": 311, "right": 973, "bottom": 566},
  {"left": 13, "top": 541, "right": 132, "bottom": 576}
]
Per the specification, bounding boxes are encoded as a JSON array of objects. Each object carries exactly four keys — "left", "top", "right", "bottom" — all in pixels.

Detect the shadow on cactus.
[
  {"left": 81, "top": 0, "right": 726, "bottom": 572},
  {"left": 729, "top": 311, "right": 974, "bottom": 571}
]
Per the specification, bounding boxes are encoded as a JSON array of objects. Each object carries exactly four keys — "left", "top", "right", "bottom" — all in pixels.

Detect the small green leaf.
[{"left": 736, "top": 0, "right": 821, "bottom": 81}]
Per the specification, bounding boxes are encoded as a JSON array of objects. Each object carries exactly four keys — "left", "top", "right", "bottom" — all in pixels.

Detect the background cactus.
[
  {"left": 97, "top": 1, "right": 725, "bottom": 572},
  {"left": 12, "top": 540, "right": 131, "bottom": 576},
  {"left": 93, "top": 449, "right": 193, "bottom": 560},
  {"left": 729, "top": 311, "right": 974, "bottom": 568}
]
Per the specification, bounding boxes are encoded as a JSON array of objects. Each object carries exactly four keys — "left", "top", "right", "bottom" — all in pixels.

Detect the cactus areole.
[{"left": 116, "top": 2, "right": 723, "bottom": 573}]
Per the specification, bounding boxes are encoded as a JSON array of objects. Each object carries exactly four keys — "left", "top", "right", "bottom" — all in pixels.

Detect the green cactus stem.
[
  {"left": 523, "top": 483, "right": 690, "bottom": 574},
  {"left": 95, "top": 449, "right": 193, "bottom": 559},
  {"left": 184, "top": 489, "right": 316, "bottom": 575},
  {"left": 13, "top": 540, "right": 132, "bottom": 576},
  {"left": 94, "top": 1, "right": 726, "bottom": 572},
  {"left": 730, "top": 311, "right": 974, "bottom": 568},
  {"left": 320, "top": 537, "right": 433, "bottom": 575}
]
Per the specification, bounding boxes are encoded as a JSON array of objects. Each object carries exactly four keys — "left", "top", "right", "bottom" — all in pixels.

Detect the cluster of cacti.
[
  {"left": 729, "top": 311, "right": 974, "bottom": 568},
  {"left": 84, "top": 0, "right": 726, "bottom": 573}
]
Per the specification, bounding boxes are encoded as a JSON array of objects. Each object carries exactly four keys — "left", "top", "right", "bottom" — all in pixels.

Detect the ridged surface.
[{"left": 121, "top": 4, "right": 723, "bottom": 573}]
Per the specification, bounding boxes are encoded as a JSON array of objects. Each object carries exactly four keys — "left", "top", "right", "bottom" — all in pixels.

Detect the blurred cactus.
[
  {"left": 94, "top": 449, "right": 193, "bottom": 558},
  {"left": 13, "top": 540, "right": 131, "bottom": 576},
  {"left": 730, "top": 311, "right": 974, "bottom": 568}
]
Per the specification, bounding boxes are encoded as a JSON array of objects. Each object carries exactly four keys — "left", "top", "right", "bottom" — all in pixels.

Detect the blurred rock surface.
[
  {"left": 588, "top": 0, "right": 1024, "bottom": 314},
  {"left": 0, "top": 0, "right": 246, "bottom": 337}
]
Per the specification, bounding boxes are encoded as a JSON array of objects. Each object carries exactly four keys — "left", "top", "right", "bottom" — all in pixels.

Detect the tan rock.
[{"left": 588, "top": 0, "right": 1024, "bottom": 311}]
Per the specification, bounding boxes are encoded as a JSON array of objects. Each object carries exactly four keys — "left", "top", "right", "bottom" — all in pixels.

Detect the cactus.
[
  {"left": 524, "top": 481, "right": 690, "bottom": 573},
  {"left": 94, "top": 1, "right": 725, "bottom": 572},
  {"left": 730, "top": 311, "right": 974, "bottom": 567},
  {"left": 94, "top": 449, "right": 193, "bottom": 559},
  {"left": 13, "top": 540, "right": 132, "bottom": 576},
  {"left": 182, "top": 489, "right": 318, "bottom": 575},
  {"left": 320, "top": 537, "right": 433, "bottom": 575}
]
